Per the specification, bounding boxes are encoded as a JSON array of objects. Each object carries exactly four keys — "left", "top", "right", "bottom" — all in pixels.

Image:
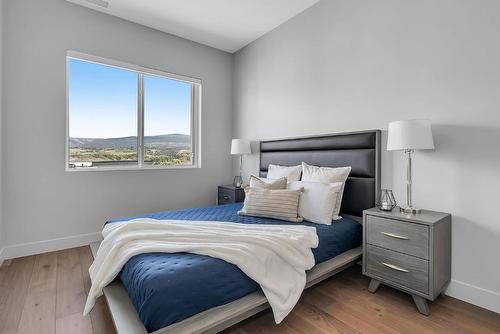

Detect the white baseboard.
[
  {"left": 1, "top": 232, "right": 102, "bottom": 260},
  {"left": 0, "top": 247, "right": 5, "bottom": 266},
  {"left": 446, "top": 279, "right": 500, "bottom": 314}
]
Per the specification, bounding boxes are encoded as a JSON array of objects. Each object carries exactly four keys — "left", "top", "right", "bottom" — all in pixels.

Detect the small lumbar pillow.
[
  {"left": 238, "top": 187, "right": 303, "bottom": 222},
  {"left": 301, "top": 162, "right": 352, "bottom": 220},
  {"left": 267, "top": 164, "right": 302, "bottom": 182},
  {"left": 249, "top": 175, "right": 287, "bottom": 189},
  {"left": 288, "top": 181, "right": 343, "bottom": 225}
]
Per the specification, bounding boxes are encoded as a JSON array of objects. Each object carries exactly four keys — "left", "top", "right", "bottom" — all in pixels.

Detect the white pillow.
[
  {"left": 288, "top": 181, "right": 343, "bottom": 225},
  {"left": 267, "top": 164, "right": 302, "bottom": 182},
  {"left": 301, "top": 162, "right": 352, "bottom": 220}
]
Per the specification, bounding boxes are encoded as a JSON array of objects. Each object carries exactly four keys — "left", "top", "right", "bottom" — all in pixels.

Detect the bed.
[{"left": 90, "top": 130, "right": 381, "bottom": 334}]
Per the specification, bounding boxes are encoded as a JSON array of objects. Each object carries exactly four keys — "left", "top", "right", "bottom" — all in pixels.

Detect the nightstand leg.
[
  {"left": 412, "top": 295, "right": 430, "bottom": 315},
  {"left": 368, "top": 279, "right": 381, "bottom": 293}
]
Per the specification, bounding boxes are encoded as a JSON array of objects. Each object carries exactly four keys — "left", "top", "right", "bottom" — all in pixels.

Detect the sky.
[{"left": 69, "top": 58, "right": 192, "bottom": 139}]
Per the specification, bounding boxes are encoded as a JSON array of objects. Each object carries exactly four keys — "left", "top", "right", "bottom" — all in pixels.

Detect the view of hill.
[
  {"left": 70, "top": 133, "right": 191, "bottom": 150},
  {"left": 69, "top": 134, "right": 192, "bottom": 167}
]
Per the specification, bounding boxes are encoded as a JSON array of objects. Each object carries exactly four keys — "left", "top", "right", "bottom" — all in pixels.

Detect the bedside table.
[
  {"left": 218, "top": 185, "right": 245, "bottom": 205},
  {"left": 362, "top": 208, "right": 451, "bottom": 315}
]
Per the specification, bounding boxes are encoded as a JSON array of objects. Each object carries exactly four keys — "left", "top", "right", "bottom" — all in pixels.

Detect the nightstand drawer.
[
  {"left": 366, "top": 215, "right": 429, "bottom": 259},
  {"left": 366, "top": 244, "right": 429, "bottom": 295},
  {"left": 218, "top": 188, "right": 236, "bottom": 204}
]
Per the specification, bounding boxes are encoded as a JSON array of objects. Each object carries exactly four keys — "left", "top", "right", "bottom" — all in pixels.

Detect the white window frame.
[{"left": 65, "top": 51, "right": 202, "bottom": 172}]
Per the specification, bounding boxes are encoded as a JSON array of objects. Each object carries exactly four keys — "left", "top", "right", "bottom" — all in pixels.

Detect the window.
[{"left": 66, "top": 51, "right": 201, "bottom": 170}]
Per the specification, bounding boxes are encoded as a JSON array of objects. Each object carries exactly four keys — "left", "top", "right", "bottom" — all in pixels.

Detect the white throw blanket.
[{"left": 83, "top": 219, "right": 319, "bottom": 323}]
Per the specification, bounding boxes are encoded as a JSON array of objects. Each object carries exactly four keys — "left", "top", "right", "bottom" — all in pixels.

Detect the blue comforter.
[{"left": 107, "top": 203, "right": 362, "bottom": 332}]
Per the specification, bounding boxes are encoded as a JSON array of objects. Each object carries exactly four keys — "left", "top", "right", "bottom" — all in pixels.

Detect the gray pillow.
[{"left": 248, "top": 175, "right": 287, "bottom": 189}]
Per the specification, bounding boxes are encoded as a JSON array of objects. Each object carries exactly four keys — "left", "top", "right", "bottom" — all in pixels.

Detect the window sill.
[{"left": 65, "top": 164, "right": 200, "bottom": 172}]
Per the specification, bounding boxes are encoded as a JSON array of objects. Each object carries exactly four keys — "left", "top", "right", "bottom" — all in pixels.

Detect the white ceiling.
[{"left": 67, "top": 0, "right": 320, "bottom": 53}]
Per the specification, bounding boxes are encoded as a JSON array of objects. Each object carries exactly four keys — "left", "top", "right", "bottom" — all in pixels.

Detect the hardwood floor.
[
  {"left": 0, "top": 247, "right": 115, "bottom": 334},
  {"left": 1, "top": 247, "right": 499, "bottom": 334}
]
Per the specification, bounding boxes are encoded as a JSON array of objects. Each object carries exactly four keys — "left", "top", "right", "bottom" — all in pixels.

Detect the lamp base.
[
  {"left": 400, "top": 206, "right": 421, "bottom": 214},
  {"left": 233, "top": 176, "right": 243, "bottom": 188}
]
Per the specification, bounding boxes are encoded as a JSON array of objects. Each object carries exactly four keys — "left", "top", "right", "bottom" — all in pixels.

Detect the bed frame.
[{"left": 90, "top": 130, "right": 381, "bottom": 334}]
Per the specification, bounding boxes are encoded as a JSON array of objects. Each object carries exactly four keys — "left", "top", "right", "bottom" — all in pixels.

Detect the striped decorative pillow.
[{"left": 238, "top": 187, "right": 303, "bottom": 222}]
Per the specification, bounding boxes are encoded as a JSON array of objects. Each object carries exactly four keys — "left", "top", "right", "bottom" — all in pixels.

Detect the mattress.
[{"left": 107, "top": 203, "right": 362, "bottom": 332}]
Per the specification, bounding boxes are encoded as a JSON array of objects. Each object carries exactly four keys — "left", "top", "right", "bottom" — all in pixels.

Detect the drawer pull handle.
[
  {"left": 223, "top": 195, "right": 230, "bottom": 200},
  {"left": 381, "top": 232, "right": 409, "bottom": 240},
  {"left": 381, "top": 262, "right": 409, "bottom": 273}
]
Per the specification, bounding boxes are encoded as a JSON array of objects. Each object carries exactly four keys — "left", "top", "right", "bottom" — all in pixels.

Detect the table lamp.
[
  {"left": 230, "top": 139, "right": 251, "bottom": 187},
  {"left": 387, "top": 119, "right": 434, "bottom": 214}
]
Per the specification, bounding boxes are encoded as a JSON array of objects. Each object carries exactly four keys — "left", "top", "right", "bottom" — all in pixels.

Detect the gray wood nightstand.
[
  {"left": 218, "top": 185, "right": 245, "bottom": 205},
  {"left": 362, "top": 207, "right": 451, "bottom": 315}
]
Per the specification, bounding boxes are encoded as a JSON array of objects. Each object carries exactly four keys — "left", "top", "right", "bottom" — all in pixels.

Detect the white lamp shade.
[
  {"left": 231, "top": 139, "right": 251, "bottom": 155},
  {"left": 387, "top": 119, "right": 435, "bottom": 151}
]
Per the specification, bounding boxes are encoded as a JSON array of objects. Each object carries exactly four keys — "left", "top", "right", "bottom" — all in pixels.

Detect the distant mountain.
[{"left": 70, "top": 134, "right": 190, "bottom": 150}]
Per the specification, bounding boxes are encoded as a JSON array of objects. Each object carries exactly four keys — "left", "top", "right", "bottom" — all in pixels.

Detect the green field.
[{"left": 70, "top": 148, "right": 192, "bottom": 166}]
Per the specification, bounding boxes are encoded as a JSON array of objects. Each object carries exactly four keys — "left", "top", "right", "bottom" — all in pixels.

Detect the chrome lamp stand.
[{"left": 401, "top": 149, "right": 421, "bottom": 214}]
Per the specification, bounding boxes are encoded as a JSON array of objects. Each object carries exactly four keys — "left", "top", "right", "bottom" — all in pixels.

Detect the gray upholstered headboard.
[{"left": 259, "top": 130, "right": 381, "bottom": 218}]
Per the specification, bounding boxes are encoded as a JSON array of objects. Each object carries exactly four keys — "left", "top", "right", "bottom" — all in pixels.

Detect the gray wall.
[
  {"left": 2, "top": 0, "right": 233, "bottom": 249},
  {"left": 234, "top": 0, "right": 500, "bottom": 311}
]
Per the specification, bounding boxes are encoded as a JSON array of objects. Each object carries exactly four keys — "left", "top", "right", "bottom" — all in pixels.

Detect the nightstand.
[
  {"left": 362, "top": 208, "right": 451, "bottom": 315},
  {"left": 218, "top": 185, "right": 245, "bottom": 205}
]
